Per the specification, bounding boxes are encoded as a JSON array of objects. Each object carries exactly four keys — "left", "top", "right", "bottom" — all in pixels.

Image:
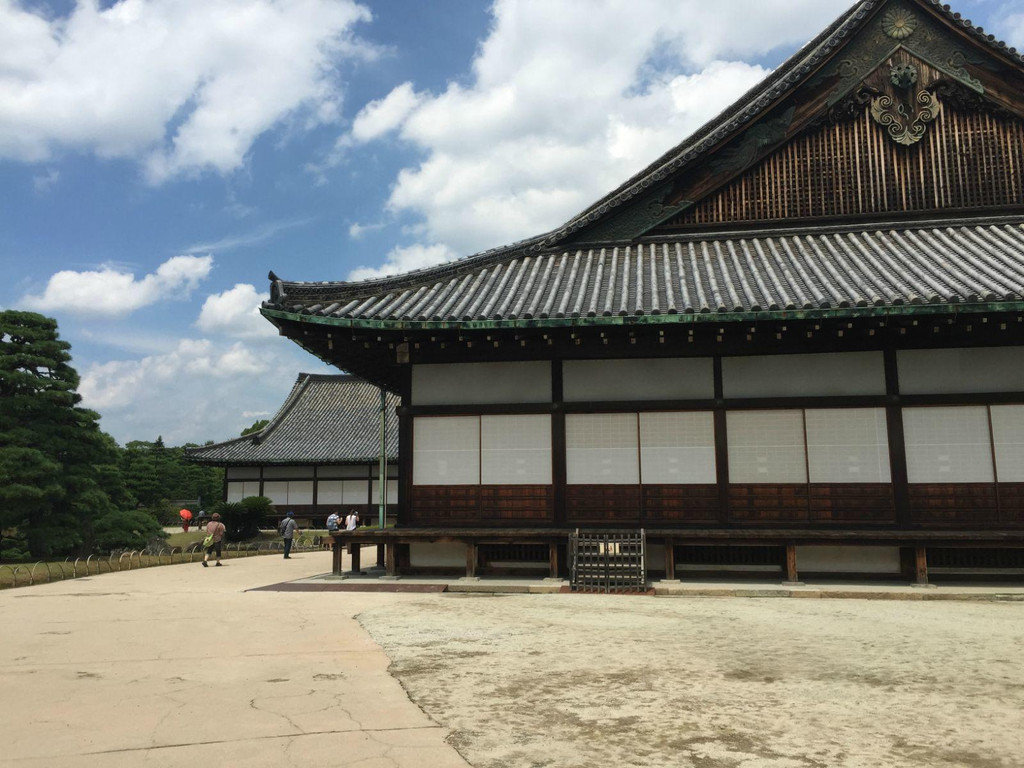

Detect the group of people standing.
[{"left": 199, "top": 508, "right": 362, "bottom": 567}]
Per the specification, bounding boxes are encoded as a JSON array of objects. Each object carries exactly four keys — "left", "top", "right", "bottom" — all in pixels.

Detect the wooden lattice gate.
[{"left": 569, "top": 529, "right": 647, "bottom": 593}]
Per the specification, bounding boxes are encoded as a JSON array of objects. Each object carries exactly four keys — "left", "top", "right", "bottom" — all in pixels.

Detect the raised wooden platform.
[{"left": 330, "top": 527, "right": 1024, "bottom": 583}]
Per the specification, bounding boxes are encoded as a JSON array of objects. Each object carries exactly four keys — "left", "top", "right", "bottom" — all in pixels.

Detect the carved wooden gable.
[
  {"left": 655, "top": 1, "right": 1024, "bottom": 233},
  {"left": 568, "top": 0, "right": 1024, "bottom": 244}
]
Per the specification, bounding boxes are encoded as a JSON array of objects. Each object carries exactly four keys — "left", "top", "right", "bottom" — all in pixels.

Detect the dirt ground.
[{"left": 358, "top": 594, "right": 1024, "bottom": 768}]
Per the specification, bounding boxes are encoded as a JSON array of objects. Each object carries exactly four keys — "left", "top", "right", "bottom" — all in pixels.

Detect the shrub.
[
  {"left": 93, "top": 508, "right": 167, "bottom": 553},
  {"left": 212, "top": 496, "right": 272, "bottom": 542}
]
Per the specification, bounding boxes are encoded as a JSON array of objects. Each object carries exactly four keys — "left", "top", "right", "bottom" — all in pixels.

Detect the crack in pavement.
[{"left": 7, "top": 725, "right": 446, "bottom": 760}]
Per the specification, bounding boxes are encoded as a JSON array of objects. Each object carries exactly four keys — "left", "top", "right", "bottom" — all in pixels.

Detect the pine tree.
[{"left": 0, "top": 311, "right": 123, "bottom": 557}]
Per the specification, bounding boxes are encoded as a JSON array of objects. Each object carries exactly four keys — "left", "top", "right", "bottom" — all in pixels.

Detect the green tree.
[
  {"left": 211, "top": 496, "right": 272, "bottom": 542},
  {"left": 0, "top": 311, "right": 124, "bottom": 557},
  {"left": 241, "top": 419, "right": 269, "bottom": 436}
]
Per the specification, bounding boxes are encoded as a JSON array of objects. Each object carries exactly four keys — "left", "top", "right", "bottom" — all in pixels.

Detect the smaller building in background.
[{"left": 186, "top": 374, "right": 398, "bottom": 527}]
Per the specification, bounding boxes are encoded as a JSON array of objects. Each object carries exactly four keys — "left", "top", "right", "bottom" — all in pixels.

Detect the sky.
[{"left": 2, "top": 0, "right": 1022, "bottom": 446}]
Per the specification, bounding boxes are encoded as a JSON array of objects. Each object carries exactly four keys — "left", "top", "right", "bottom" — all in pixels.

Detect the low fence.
[{"left": 0, "top": 536, "right": 324, "bottom": 590}]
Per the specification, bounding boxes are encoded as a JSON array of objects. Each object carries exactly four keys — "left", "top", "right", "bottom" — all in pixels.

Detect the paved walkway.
[{"left": 0, "top": 550, "right": 470, "bottom": 768}]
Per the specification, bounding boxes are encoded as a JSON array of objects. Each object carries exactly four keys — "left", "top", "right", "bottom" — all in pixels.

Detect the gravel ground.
[{"left": 358, "top": 594, "right": 1024, "bottom": 768}]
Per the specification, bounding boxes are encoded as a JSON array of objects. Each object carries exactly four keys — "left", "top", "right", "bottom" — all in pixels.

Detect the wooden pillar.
[
  {"left": 385, "top": 542, "right": 397, "bottom": 577},
  {"left": 548, "top": 542, "right": 559, "bottom": 578},
  {"left": 914, "top": 546, "right": 928, "bottom": 586},
  {"left": 713, "top": 357, "right": 730, "bottom": 524},
  {"left": 376, "top": 543, "right": 385, "bottom": 567},
  {"left": 466, "top": 541, "right": 478, "bottom": 578},
  {"left": 552, "top": 360, "right": 567, "bottom": 527},
  {"left": 350, "top": 542, "right": 361, "bottom": 573},
  {"left": 664, "top": 537, "right": 676, "bottom": 581},
  {"left": 784, "top": 544, "right": 799, "bottom": 583},
  {"left": 332, "top": 538, "right": 342, "bottom": 575},
  {"left": 883, "top": 348, "right": 911, "bottom": 526}
]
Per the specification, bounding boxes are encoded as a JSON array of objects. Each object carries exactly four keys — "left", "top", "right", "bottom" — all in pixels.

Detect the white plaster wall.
[
  {"left": 225, "top": 467, "right": 260, "bottom": 480},
  {"left": 263, "top": 466, "right": 314, "bottom": 478},
  {"left": 723, "top": 351, "right": 885, "bottom": 397},
  {"left": 795, "top": 545, "right": 901, "bottom": 574},
  {"left": 898, "top": 347, "right": 1024, "bottom": 394},
  {"left": 564, "top": 358, "right": 713, "bottom": 401},
  {"left": 409, "top": 542, "right": 467, "bottom": 567},
  {"left": 412, "top": 361, "right": 551, "bottom": 405}
]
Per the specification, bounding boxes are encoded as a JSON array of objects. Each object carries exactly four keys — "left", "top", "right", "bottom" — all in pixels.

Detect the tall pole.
[{"left": 378, "top": 388, "right": 387, "bottom": 529}]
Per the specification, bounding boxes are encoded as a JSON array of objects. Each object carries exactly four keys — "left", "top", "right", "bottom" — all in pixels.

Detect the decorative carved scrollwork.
[{"left": 870, "top": 88, "right": 941, "bottom": 145}]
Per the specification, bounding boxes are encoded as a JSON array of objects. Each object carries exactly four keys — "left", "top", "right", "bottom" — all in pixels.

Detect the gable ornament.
[{"left": 869, "top": 63, "right": 941, "bottom": 145}]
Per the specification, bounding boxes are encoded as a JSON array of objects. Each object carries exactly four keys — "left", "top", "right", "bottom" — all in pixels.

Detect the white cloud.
[
  {"left": 196, "top": 283, "right": 276, "bottom": 339},
  {"left": 79, "top": 338, "right": 328, "bottom": 444},
  {"left": 348, "top": 243, "right": 458, "bottom": 281},
  {"left": 20, "top": 254, "right": 213, "bottom": 316},
  {"left": 1000, "top": 12, "right": 1024, "bottom": 49},
  {"left": 348, "top": 221, "right": 385, "bottom": 239},
  {"left": 182, "top": 217, "right": 314, "bottom": 255},
  {"left": 350, "top": 81, "right": 421, "bottom": 142},
  {"left": 32, "top": 168, "right": 59, "bottom": 194},
  {"left": 342, "top": 0, "right": 851, "bottom": 273},
  {"left": 0, "top": 0, "right": 374, "bottom": 183}
]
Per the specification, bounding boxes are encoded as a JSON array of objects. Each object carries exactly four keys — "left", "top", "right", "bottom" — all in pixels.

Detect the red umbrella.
[{"left": 179, "top": 509, "right": 193, "bottom": 520}]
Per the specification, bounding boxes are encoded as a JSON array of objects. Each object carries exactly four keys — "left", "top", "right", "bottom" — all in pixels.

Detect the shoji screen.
[
  {"left": 990, "top": 405, "right": 1024, "bottom": 482},
  {"left": 413, "top": 416, "right": 480, "bottom": 484},
  {"left": 805, "top": 408, "right": 891, "bottom": 483},
  {"left": 639, "top": 412, "right": 716, "bottom": 484},
  {"left": 726, "top": 410, "right": 807, "bottom": 483},
  {"left": 370, "top": 479, "right": 399, "bottom": 503},
  {"left": 226, "top": 480, "right": 261, "bottom": 502},
  {"left": 902, "top": 406, "right": 994, "bottom": 483},
  {"left": 480, "top": 415, "right": 552, "bottom": 484},
  {"left": 262, "top": 481, "right": 289, "bottom": 505},
  {"left": 566, "top": 413, "right": 639, "bottom": 484}
]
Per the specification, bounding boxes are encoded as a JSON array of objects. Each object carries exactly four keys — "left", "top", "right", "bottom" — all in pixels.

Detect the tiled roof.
[
  {"left": 264, "top": 0, "right": 1024, "bottom": 299},
  {"left": 264, "top": 218, "right": 1024, "bottom": 325},
  {"left": 185, "top": 374, "right": 398, "bottom": 465}
]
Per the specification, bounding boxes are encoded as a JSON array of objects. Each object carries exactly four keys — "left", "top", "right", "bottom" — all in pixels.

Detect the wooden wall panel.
[
  {"left": 996, "top": 483, "right": 1024, "bottom": 527},
  {"left": 566, "top": 485, "right": 641, "bottom": 525},
  {"left": 408, "top": 485, "right": 553, "bottom": 526},
  {"left": 728, "top": 484, "right": 810, "bottom": 523},
  {"left": 809, "top": 484, "right": 896, "bottom": 524},
  {"left": 642, "top": 484, "right": 719, "bottom": 525},
  {"left": 663, "top": 107, "right": 1024, "bottom": 229},
  {"left": 908, "top": 483, "right": 999, "bottom": 525}
]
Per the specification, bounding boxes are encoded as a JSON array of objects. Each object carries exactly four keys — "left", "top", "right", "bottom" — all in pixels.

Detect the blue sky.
[{"left": 2, "top": 0, "right": 1021, "bottom": 446}]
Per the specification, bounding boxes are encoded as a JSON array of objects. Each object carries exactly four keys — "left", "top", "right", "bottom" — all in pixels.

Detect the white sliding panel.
[
  {"left": 723, "top": 352, "right": 884, "bottom": 397},
  {"left": 566, "top": 413, "right": 639, "bottom": 484},
  {"left": 226, "top": 480, "right": 261, "bottom": 502},
  {"left": 990, "top": 405, "right": 1024, "bottom": 482},
  {"left": 371, "top": 479, "right": 399, "bottom": 504},
  {"left": 564, "top": 358, "right": 713, "bottom": 401},
  {"left": 262, "top": 481, "right": 289, "bottom": 505},
  {"left": 225, "top": 467, "right": 260, "bottom": 480},
  {"left": 413, "top": 362, "right": 551, "bottom": 405},
  {"left": 727, "top": 410, "right": 807, "bottom": 483},
  {"left": 805, "top": 408, "right": 891, "bottom": 483},
  {"left": 263, "top": 466, "right": 314, "bottom": 479},
  {"left": 288, "top": 481, "right": 314, "bottom": 505},
  {"left": 902, "top": 406, "right": 994, "bottom": 483},
  {"left": 639, "top": 411, "right": 716, "bottom": 484},
  {"left": 318, "top": 465, "right": 369, "bottom": 479},
  {"left": 317, "top": 480, "right": 343, "bottom": 505},
  {"left": 413, "top": 416, "right": 480, "bottom": 485},
  {"left": 898, "top": 347, "right": 1024, "bottom": 394},
  {"left": 481, "top": 415, "right": 552, "bottom": 484},
  {"left": 342, "top": 480, "right": 369, "bottom": 504}
]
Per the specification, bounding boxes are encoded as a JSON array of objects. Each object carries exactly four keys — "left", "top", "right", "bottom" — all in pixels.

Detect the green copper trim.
[{"left": 262, "top": 301, "right": 1024, "bottom": 334}]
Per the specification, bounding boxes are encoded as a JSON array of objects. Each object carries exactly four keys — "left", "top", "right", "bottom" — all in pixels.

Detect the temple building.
[
  {"left": 187, "top": 374, "right": 398, "bottom": 527},
  {"left": 260, "top": 0, "right": 1024, "bottom": 584}
]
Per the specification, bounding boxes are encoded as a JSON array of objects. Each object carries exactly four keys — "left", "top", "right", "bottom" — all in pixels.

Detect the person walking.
[
  {"left": 279, "top": 511, "right": 298, "bottom": 559},
  {"left": 202, "top": 512, "right": 226, "bottom": 567}
]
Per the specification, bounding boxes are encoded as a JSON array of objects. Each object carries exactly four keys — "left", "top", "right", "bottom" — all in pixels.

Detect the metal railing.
[
  {"left": 569, "top": 529, "right": 647, "bottom": 593},
  {"left": 0, "top": 536, "right": 324, "bottom": 590}
]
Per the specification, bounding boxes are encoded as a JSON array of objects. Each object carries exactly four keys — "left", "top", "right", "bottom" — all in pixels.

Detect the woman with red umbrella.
[{"left": 179, "top": 508, "right": 193, "bottom": 533}]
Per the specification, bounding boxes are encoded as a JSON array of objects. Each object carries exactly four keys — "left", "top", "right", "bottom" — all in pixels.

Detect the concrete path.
[{"left": 0, "top": 550, "right": 471, "bottom": 768}]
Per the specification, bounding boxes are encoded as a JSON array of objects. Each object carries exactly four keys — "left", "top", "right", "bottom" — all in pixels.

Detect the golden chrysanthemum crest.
[{"left": 882, "top": 7, "right": 917, "bottom": 40}]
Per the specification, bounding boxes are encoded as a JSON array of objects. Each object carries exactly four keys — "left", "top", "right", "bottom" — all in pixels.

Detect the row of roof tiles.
[
  {"left": 270, "top": 222, "right": 1024, "bottom": 323},
  {"left": 186, "top": 374, "right": 398, "bottom": 465}
]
